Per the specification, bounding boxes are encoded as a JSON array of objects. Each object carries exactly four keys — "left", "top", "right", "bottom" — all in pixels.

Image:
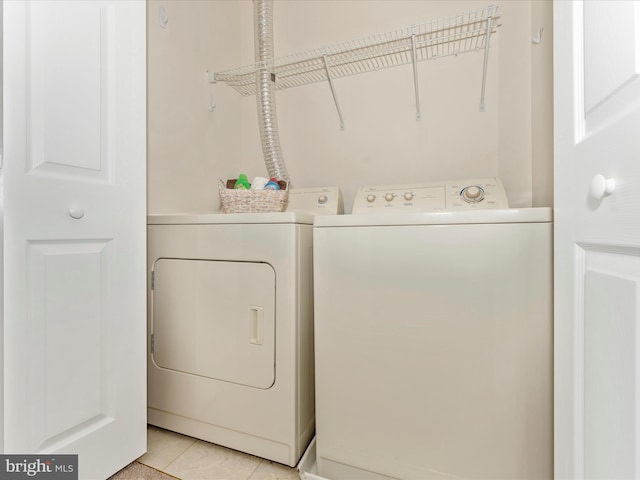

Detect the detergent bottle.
[
  {"left": 234, "top": 174, "right": 251, "bottom": 190},
  {"left": 264, "top": 178, "right": 280, "bottom": 190}
]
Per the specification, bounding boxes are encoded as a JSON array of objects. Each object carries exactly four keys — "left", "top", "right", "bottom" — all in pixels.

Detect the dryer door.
[{"left": 151, "top": 259, "right": 275, "bottom": 389}]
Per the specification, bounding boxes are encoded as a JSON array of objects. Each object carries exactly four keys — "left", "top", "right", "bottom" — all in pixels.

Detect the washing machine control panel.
[
  {"left": 287, "top": 186, "right": 344, "bottom": 215},
  {"left": 352, "top": 178, "right": 509, "bottom": 214}
]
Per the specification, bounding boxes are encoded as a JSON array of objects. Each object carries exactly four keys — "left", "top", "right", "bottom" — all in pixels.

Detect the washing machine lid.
[
  {"left": 148, "top": 211, "right": 315, "bottom": 225},
  {"left": 313, "top": 207, "right": 552, "bottom": 227}
]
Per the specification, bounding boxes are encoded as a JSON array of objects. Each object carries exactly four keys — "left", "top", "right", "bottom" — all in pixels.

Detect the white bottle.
[{"left": 251, "top": 176, "right": 268, "bottom": 190}]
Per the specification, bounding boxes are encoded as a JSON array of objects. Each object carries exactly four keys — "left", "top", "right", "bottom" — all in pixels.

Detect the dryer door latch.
[{"left": 249, "top": 306, "right": 264, "bottom": 345}]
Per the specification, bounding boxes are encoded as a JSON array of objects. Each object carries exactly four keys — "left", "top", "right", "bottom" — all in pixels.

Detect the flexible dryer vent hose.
[{"left": 254, "top": 0, "right": 290, "bottom": 183}]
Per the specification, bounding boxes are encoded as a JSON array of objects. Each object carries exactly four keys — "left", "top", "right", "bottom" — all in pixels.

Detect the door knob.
[
  {"left": 589, "top": 175, "right": 615, "bottom": 200},
  {"left": 69, "top": 207, "right": 85, "bottom": 219}
]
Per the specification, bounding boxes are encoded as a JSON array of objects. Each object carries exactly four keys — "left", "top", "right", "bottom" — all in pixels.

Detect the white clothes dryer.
[
  {"left": 313, "top": 179, "right": 553, "bottom": 479},
  {"left": 147, "top": 187, "right": 342, "bottom": 467}
]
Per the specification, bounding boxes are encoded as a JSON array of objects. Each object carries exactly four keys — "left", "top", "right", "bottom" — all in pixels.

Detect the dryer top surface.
[{"left": 148, "top": 211, "right": 315, "bottom": 226}]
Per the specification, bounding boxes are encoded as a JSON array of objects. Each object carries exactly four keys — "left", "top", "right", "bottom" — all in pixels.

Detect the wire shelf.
[
  {"left": 212, "top": 5, "right": 500, "bottom": 127},
  {"left": 215, "top": 5, "right": 500, "bottom": 95}
]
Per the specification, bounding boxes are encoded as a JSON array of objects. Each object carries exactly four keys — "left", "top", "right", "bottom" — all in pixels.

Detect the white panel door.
[
  {"left": 554, "top": 1, "right": 640, "bottom": 478},
  {"left": 3, "top": 1, "right": 146, "bottom": 478}
]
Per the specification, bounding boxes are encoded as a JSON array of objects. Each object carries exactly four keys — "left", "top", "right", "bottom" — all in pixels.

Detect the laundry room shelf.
[{"left": 212, "top": 5, "right": 500, "bottom": 125}]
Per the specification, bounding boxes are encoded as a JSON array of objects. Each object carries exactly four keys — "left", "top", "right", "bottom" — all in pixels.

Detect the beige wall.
[
  {"left": 532, "top": 0, "right": 554, "bottom": 207},
  {"left": 147, "top": 0, "right": 243, "bottom": 213},
  {"left": 148, "top": 0, "right": 553, "bottom": 214}
]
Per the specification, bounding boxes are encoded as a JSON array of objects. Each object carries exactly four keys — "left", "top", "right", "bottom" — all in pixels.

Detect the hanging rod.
[{"left": 213, "top": 5, "right": 501, "bottom": 126}]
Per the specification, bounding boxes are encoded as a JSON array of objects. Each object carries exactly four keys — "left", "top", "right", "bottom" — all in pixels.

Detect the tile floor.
[{"left": 137, "top": 425, "right": 301, "bottom": 480}]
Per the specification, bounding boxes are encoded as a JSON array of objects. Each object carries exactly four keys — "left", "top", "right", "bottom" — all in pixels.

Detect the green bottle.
[{"left": 234, "top": 174, "right": 251, "bottom": 190}]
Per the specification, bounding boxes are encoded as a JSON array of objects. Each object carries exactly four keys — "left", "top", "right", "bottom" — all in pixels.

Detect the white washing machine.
[
  {"left": 147, "top": 187, "right": 342, "bottom": 467},
  {"left": 313, "top": 179, "right": 553, "bottom": 479}
]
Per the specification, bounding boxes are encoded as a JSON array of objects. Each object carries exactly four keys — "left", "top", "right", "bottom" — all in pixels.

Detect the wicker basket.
[{"left": 219, "top": 179, "right": 289, "bottom": 213}]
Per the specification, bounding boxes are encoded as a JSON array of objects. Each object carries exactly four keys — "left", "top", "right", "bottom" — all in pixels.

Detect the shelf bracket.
[
  {"left": 410, "top": 33, "right": 422, "bottom": 121},
  {"left": 479, "top": 5, "right": 496, "bottom": 112},
  {"left": 323, "top": 54, "right": 345, "bottom": 130}
]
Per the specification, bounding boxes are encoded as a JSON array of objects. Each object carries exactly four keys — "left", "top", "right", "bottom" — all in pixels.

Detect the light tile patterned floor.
[{"left": 137, "top": 425, "right": 300, "bottom": 480}]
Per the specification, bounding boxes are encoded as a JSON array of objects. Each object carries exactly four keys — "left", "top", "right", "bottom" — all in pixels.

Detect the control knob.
[
  {"left": 384, "top": 193, "right": 394, "bottom": 202},
  {"left": 318, "top": 195, "right": 328, "bottom": 205},
  {"left": 461, "top": 185, "right": 484, "bottom": 203},
  {"left": 404, "top": 192, "right": 414, "bottom": 201},
  {"left": 366, "top": 194, "right": 376, "bottom": 203}
]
